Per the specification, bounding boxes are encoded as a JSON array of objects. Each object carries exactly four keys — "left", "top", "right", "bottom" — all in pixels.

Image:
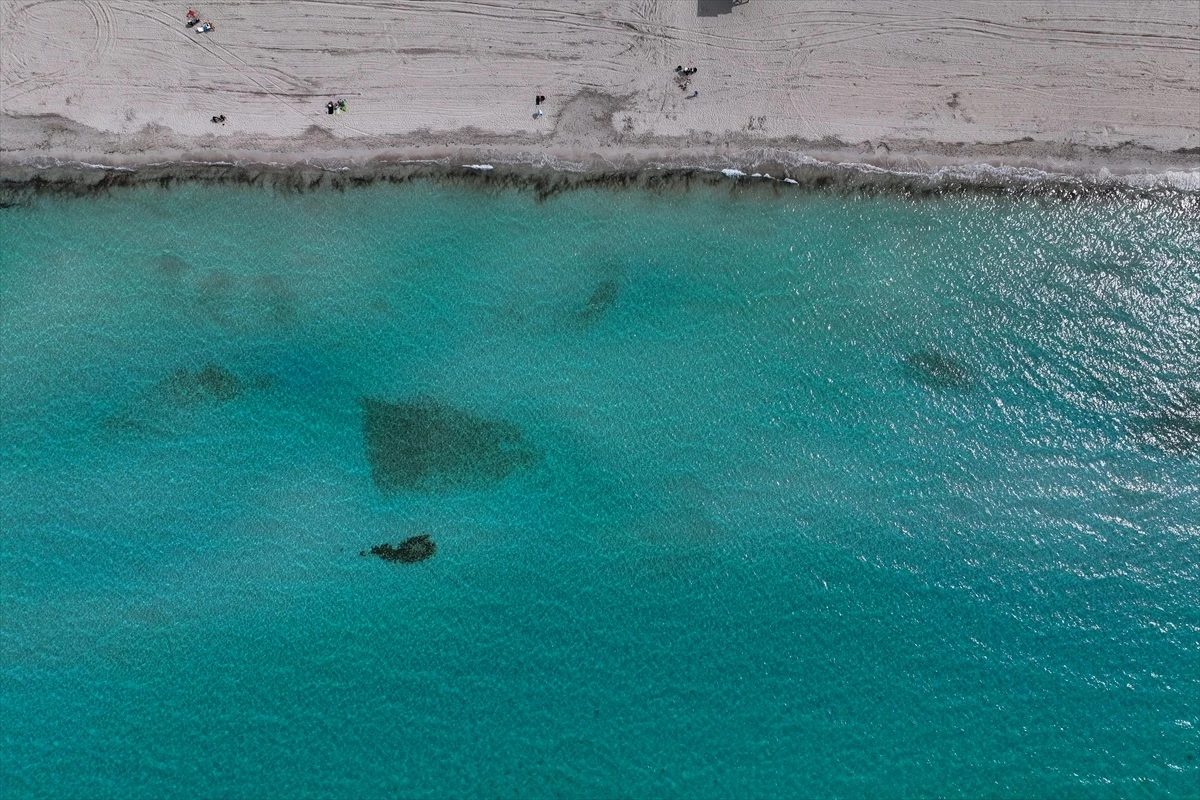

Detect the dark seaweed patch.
[
  {"left": 903, "top": 351, "right": 972, "bottom": 390},
  {"left": 362, "top": 535, "right": 437, "bottom": 563},
  {"left": 1145, "top": 392, "right": 1200, "bottom": 455},
  {"left": 577, "top": 278, "right": 619, "bottom": 327},
  {"left": 195, "top": 269, "right": 295, "bottom": 331},
  {"left": 159, "top": 364, "right": 243, "bottom": 407},
  {"left": 362, "top": 398, "right": 538, "bottom": 493},
  {"left": 154, "top": 254, "right": 191, "bottom": 277},
  {"left": 196, "top": 364, "right": 242, "bottom": 401},
  {"left": 104, "top": 364, "right": 248, "bottom": 434}
]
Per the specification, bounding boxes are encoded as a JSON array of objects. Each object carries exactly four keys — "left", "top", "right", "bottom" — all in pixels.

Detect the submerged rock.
[
  {"left": 903, "top": 351, "right": 972, "bottom": 390},
  {"left": 365, "top": 535, "right": 437, "bottom": 563},
  {"left": 361, "top": 398, "right": 538, "bottom": 493}
]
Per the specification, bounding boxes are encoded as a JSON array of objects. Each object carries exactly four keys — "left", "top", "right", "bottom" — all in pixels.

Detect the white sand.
[{"left": 2, "top": 0, "right": 1198, "bottom": 173}]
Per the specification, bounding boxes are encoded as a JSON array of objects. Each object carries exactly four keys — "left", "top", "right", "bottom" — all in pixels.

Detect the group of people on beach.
[
  {"left": 675, "top": 66, "right": 700, "bottom": 98},
  {"left": 183, "top": 4, "right": 701, "bottom": 128},
  {"left": 185, "top": 9, "right": 213, "bottom": 33}
]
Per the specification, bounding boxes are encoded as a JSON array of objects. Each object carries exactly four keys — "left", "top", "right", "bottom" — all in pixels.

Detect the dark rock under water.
[
  {"left": 902, "top": 351, "right": 972, "bottom": 390},
  {"left": 361, "top": 398, "right": 538, "bottom": 492},
  {"left": 363, "top": 535, "right": 437, "bottom": 564}
]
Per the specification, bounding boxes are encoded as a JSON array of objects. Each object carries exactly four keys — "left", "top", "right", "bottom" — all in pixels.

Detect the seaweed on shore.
[{"left": 1, "top": 159, "right": 1187, "bottom": 210}]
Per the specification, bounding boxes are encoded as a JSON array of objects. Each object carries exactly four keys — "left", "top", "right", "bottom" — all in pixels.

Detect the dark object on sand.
[
  {"left": 186, "top": 17, "right": 200, "bottom": 27},
  {"left": 535, "top": 94, "right": 546, "bottom": 105},
  {"left": 697, "top": 0, "right": 745, "bottom": 17},
  {"left": 366, "top": 535, "right": 437, "bottom": 563},
  {"left": 326, "top": 101, "right": 336, "bottom": 114},
  {"left": 903, "top": 351, "right": 972, "bottom": 390},
  {"left": 361, "top": 398, "right": 538, "bottom": 493},
  {"left": 211, "top": 114, "right": 226, "bottom": 123}
]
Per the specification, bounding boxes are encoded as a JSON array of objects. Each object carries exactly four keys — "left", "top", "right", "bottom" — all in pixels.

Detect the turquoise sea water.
[{"left": 1, "top": 179, "right": 1198, "bottom": 798}]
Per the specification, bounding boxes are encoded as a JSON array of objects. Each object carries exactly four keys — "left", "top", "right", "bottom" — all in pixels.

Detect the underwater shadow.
[
  {"left": 902, "top": 351, "right": 973, "bottom": 391},
  {"left": 361, "top": 397, "right": 540, "bottom": 493}
]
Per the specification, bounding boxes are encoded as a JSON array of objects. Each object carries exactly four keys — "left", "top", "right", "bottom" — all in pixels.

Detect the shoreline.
[
  {"left": 4, "top": 150, "right": 1198, "bottom": 210},
  {"left": 3, "top": 111, "right": 1199, "bottom": 206},
  {"left": 4, "top": 100, "right": 1198, "bottom": 183}
]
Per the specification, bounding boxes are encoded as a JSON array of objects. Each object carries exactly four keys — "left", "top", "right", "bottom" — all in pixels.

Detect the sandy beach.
[{"left": 1, "top": 0, "right": 1198, "bottom": 176}]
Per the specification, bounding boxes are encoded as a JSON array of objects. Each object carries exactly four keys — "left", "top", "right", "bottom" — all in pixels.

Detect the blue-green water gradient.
[{"left": 1, "top": 182, "right": 1198, "bottom": 797}]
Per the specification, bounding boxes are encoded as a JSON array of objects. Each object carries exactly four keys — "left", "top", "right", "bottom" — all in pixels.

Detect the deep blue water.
[{"left": 1, "top": 181, "right": 1198, "bottom": 798}]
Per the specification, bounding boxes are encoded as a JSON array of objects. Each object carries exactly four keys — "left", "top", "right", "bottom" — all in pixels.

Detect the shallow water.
[{"left": 1, "top": 181, "right": 1198, "bottom": 798}]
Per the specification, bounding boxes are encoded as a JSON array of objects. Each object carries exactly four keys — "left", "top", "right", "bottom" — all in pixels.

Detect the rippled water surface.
[{"left": 1, "top": 181, "right": 1198, "bottom": 798}]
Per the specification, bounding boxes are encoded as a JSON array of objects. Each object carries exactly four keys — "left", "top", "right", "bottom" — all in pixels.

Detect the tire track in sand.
[{"left": 1, "top": 0, "right": 115, "bottom": 101}]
